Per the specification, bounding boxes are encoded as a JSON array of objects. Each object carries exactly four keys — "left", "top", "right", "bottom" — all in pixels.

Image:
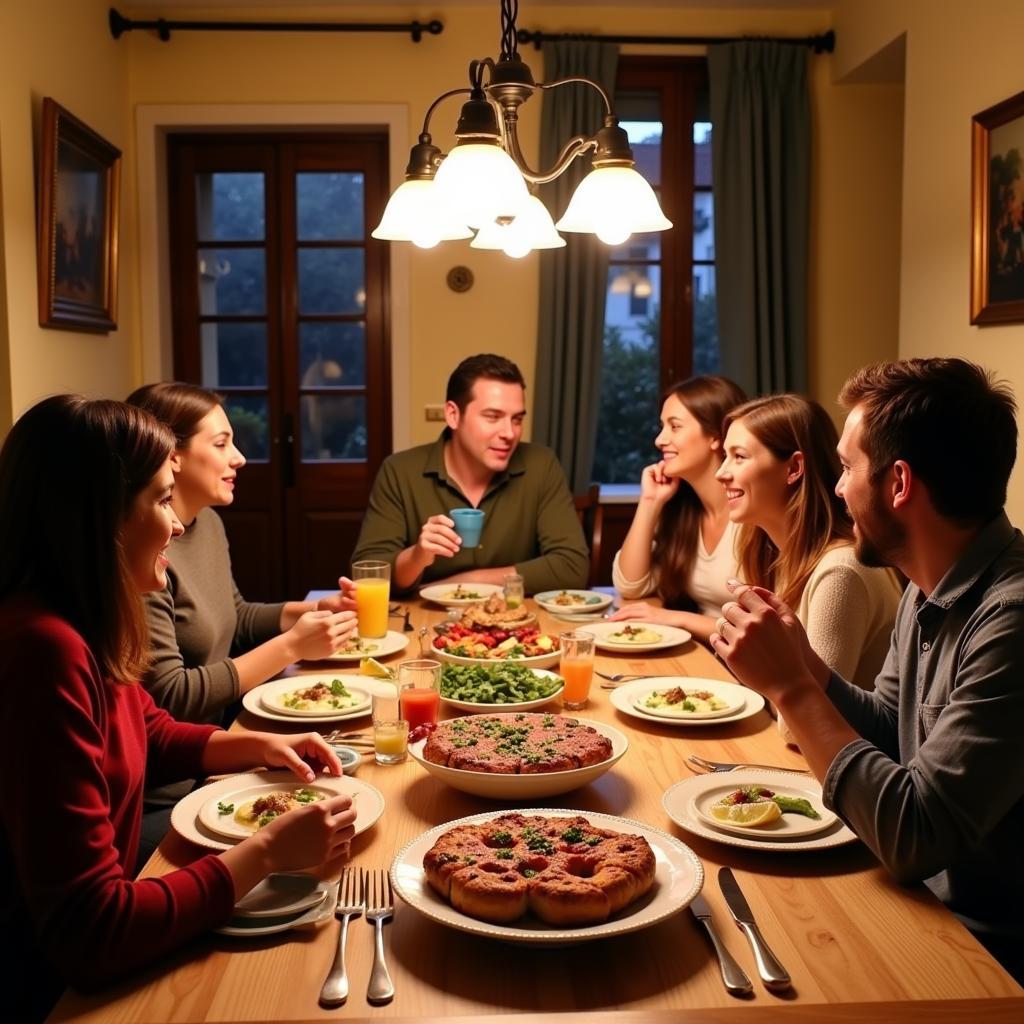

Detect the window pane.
[
  {"left": 694, "top": 122, "right": 712, "bottom": 188},
  {"left": 693, "top": 265, "right": 720, "bottom": 376},
  {"left": 607, "top": 264, "right": 660, "bottom": 333},
  {"left": 195, "top": 173, "right": 264, "bottom": 241},
  {"left": 297, "top": 248, "right": 365, "bottom": 314},
  {"left": 694, "top": 192, "right": 714, "bottom": 260},
  {"left": 301, "top": 395, "right": 367, "bottom": 460},
  {"left": 200, "top": 322, "right": 267, "bottom": 387},
  {"left": 224, "top": 395, "right": 270, "bottom": 461},
  {"left": 619, "top": 119, "right": 662, "bottom": 187},
  {"left": 297, "top": 172, "right": 364, "bottom": 240},
  {"left": 609, "top": 233, "right": 662, "bottom": 263},
  {"left": 197, "top": 248, "right": 265, "bottom": 315},
  {"left": 299, "top": 322, "right": 366, "bottom": 387}
]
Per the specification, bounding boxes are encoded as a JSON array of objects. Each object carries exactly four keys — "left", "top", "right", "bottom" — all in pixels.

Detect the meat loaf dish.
[
  {"left": 423, "top": 812, "right": 656, "bottom": 925},
  {"left": 422, "top": 712, "right": 612, "bottom": 774}
]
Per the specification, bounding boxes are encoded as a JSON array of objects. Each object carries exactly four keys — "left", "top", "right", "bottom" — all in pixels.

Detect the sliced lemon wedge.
[
  {"left": 708, "top": 799, "right": 782, "bottom": 828},
  {"left": 360, "top": 657, "right": 394, "bottom": 679}
]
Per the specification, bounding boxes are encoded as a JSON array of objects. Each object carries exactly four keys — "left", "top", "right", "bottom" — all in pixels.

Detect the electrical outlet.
[{"left": 425, "top": 404, "right": 446, "bottom": 422}]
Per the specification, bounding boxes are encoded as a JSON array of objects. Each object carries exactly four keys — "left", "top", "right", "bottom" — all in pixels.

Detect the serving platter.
[
  {"left": 662, "top": 769, "right": 858, "bottom": 852},
  {"left": 407, "top": 718, "right": 628, "bottom": 799},
  {"left": 391, "top": 808, "right": 703, "bottom": 945},
  {"left": 419, "top": 582, "right": 504, "bottom": 607},
  {"left": 170, "top": 770, "right": 385, "bottom": 853},
  {"left": 584, "top": 621, "right": 692, "bottom": 653},
  {"left": 608, "top": 678, "right": 765, "bottom": 727}
]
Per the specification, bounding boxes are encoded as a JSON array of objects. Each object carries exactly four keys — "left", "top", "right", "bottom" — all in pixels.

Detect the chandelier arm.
[
  {"left": 502, "top": 113, "right": 596, "bottom": 185},
  {"left": 420, "top": 87, "right": 473, "bottom": 134},
  {"left": 536, "top": 75, "right": 614, "bottom": 118}
]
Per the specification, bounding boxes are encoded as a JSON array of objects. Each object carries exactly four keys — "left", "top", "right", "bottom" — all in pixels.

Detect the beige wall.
[
  {"left": 1, "top": 3, "right": 904, "bottom": 452},
  {"left": 0, "top": 0, "right": 137, "bottom": 422},
  {"left": 836, "top": 0, "right": 1024, "bottom": 521}
]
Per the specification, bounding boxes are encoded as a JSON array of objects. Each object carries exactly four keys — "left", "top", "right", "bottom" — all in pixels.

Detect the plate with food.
[
  {"left": 609, "top": 678, "right": 765, "bottom": 727},
  {"left": 662, "top": 769, "right": 857, "bottom": 852},
  {"left": 432, "top": 622, "right": 560, "bottom": 669},
  {"left": 242, "top": 673, "right": 375, "bottom": 724},
  {"left": 534, "top": 590, "right": 614, "bottom": 614},
  {"left": 585, "top": 621, "right": 692, "bottom": 653},
  {"left": 408, "top": 713, "right": 627, "bottom": 799},
  {"left": 391, "top": 808, "right": 702, "bottom": 945},
  {"left": 419, "top": 582, "right": 504, "bottom": 607},
  {"left": 440, "top": 663, "right": 564, "bottom": 712},
  {"left": 315, "top": 630, "right": 409, "bottom": 662},
  {"left": 171, "top": 771, "right": 385, "bottom": 853},
  {"left": 199, "top": 781, "right": 341, "bottom": 840},
  {"left": 257, "top": 677, "right": 370, "bottom": 718}
]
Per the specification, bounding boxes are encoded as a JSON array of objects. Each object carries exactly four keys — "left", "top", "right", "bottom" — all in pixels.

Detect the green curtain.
[
  {"left": 708, "top": 41, "right": 810, "bottom": 395},
  {"left": 533, "top": 41, "right": 619, "bottom": 494}
]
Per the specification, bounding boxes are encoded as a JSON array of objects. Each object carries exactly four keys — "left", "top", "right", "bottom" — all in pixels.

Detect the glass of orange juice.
[
  {"left": 559, "top": 630, "right": 595, "bottom": 710},
  {"left": 352, "top": 559, "right": 390, "bottom": 639},
  {"left": 398, "top": 659, "right": 442, "bottom": 731}
]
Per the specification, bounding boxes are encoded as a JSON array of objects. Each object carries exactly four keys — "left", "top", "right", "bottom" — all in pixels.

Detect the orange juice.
[
  {"left": 560, "top": 657, "right": 594, "bottom": 707},
  {"left": 355, "top": 577, "right": 390, "bottom": 638},
  {"left": 400, "top": 687, "right": 441, "bottom": 731}
]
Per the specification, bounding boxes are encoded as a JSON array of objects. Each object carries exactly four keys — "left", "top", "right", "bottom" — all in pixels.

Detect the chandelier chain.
[{"left": 499, "top": 0, "right": 520, "bottom": 60}]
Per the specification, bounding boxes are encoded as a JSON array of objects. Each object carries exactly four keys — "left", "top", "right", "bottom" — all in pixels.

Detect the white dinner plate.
[
  {"left": 440, "top": 667, "right": 564, "bottom": 712},
  {"left": 315, "top": 630, "right": 410, "bottom": 662},
  {"left": 689, "top": 775, "right": 837, "bottom": 839},
  {"left": 216, "top": 879, "right": 338, "bottom": 937},
  {"left": 662, "top": 769, "right": 858, "bottom": 852},
  {"left": 233, "top": 874, "right": 330, "bottom": 919},
  {"left": 585, "top": 621, "right": 692, "bottom": 653},
  {"left": 609, "top": 678, "right": 765, "bottom": 727},
  {"left": 243, "top": 673, "right": 375, "bottom": 725},
  {"left": 199, "top": 779, "right": 346, "bottom": 841},
  {"left": 257, "top": 677, "right": 371, "bottom": 718},
  {"left": 407, "top": 718, "right": 628, "bottom": 799},
  {"left": 419, "top": 582, "right": 504, "bottom": 607},
  {"left": 629, "top": 679, "right": 747, "bottom": 721},
  {"left": 391, "top": 808, "right": 703, "bottom": 945},
  {"left": 170, "top": 771, "right": 385, "bottom": 853},
  {"left": 534, "top": 590, "right": 614, "bottom": 614}
]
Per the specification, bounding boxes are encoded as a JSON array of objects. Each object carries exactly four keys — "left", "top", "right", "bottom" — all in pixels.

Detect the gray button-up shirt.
[{"left": 823, "top": 512, "right": 1024, "bottom": 937}]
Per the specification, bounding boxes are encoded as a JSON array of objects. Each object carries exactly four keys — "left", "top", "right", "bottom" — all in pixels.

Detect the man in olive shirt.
[{"left": 353, "top": 354, "right": 589, "bottom": 594}]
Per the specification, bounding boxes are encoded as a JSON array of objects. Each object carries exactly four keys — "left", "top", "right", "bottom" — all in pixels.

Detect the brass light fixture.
[{"left": 372, "top": 0, "right": 671, "bottom": 256}]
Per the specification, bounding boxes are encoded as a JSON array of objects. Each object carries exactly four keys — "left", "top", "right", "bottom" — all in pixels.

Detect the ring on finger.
[{"left": 715, "top": 616, "right": 729, "bottom": 635}]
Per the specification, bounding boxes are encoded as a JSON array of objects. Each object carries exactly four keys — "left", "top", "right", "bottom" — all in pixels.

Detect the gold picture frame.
[{"left": 36, "top": 98, "right": 121, "bottom": 332}]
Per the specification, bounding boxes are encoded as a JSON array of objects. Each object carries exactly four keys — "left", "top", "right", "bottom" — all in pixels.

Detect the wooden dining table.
[{"left": 50, "top": 598, "right": 1023, "bottom": 1024}]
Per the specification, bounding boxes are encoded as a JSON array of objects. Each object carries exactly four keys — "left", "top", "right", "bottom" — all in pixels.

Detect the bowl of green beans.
[{"left": 440, "top": 663, "right": 564, "bottom": 712}]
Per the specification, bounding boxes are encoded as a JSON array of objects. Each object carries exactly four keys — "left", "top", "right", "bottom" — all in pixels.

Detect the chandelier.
[{"left": 372, "top": 0, "right": 672, "bottom": 257}]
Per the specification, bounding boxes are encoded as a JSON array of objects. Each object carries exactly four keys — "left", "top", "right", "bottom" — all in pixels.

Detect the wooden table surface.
[{"left": 51, "top": 600, "right": 1023, "bottom": 1023}]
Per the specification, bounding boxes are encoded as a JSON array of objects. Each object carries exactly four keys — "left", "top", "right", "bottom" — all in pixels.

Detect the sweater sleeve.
[
  {"left": 231, "top": 579, "right": 285, "bottom": 652},
  {"left": 801, "top": 561, "right": 873, "bottom": 683},
  {"left": 1, "top": 622, "right": 235, "bottom": 989},
  {"left": 142, "top": 585, "right": 241, "bottom": 721},
  {"left": 514, "top": 452, "right": 590, "bottom": 593},
  {"left": 611, "top": 548, "right": 656, "bottom": 599}
]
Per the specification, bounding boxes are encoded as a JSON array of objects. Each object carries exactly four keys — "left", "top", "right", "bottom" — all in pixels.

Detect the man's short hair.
[
  {"left": 446, "top": 354, "right": 526, "bottom": 415},
  {"left": 839, "top": 358, "right": 1018, "bottom": 525}
]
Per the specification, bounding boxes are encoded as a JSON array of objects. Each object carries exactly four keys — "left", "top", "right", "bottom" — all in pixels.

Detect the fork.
[
  {"left": 389, "top": 607, "right": 413, "bottom": 631},
  {"left": 319, "top": 867, "right": 365, "bottom": 1007},
  {"left": 688, "top": 754, "right": 812, "bottom": 775},
  {"left": 596, "top": 670, "right": 659, "bottom": 684},
  {"left": 365, "top": 869, "right": 396, "bottom": 1005}
]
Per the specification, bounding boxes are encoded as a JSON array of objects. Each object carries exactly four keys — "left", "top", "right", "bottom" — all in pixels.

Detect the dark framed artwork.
[
  {"left": 971, "top": 87, "right": 1024, "bottom": 325},
  {"left": 36, "top": 98, "right": 121, "bottom": 331}
]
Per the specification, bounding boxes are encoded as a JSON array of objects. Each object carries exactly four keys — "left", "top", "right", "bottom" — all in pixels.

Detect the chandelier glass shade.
[{"left": 371, "top": 0, "right": 671, "bottom": 256}]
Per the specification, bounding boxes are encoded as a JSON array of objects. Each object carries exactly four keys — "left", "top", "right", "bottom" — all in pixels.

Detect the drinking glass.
[
  {"left": 371, "top": 690, "right": 408, "bottom": 765},
  {"left": 559, "top": 630, "right": 596, "bottom": 710},
  {"left": 398, "top": 659, "right": 442, "bottom": 732},
  {"left": 352, "top": 559, "right": 390, "bottom": 639},
  {"left": 503, "top": 572, "right": 525, "bottom": 609}
]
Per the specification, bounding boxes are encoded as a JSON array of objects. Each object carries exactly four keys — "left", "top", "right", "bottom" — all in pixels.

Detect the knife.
[
  {"left": 689, "top": 892, "right": 752, "bottom": 996},
  {"left": 718, "top": 867, "right": 792, "bottom": 992}
]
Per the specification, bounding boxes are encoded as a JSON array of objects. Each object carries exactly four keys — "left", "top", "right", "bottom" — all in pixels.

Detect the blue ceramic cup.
[{"left": 450, "top": 507, "right": 485, "bottom": 548}]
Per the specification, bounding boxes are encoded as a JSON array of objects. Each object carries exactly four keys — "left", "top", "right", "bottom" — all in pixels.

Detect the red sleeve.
[
  {"left": 139, "top": 683, "right": 222, "bottom": 787},
  {"left": 0, "top": 614, "right": 235, "bottom": 989}
]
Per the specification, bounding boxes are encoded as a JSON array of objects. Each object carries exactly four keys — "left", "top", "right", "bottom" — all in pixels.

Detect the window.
[{"left": 593, "top": 58, "right": 718, "bottom": 485}]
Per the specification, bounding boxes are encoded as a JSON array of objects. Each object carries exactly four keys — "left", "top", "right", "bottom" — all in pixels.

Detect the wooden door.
[{"left": 167, "top": 133, "right": 391, "bottom": 600}]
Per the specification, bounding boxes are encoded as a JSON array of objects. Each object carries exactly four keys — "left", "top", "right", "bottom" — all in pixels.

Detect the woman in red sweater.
[{"left": 0, "top": 396, "right": 357, "bottom": 1020}]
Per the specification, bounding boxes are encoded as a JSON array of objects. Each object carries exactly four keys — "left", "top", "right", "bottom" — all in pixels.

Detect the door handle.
[{"left": 281, "top": 411, "right": 295, "bottom": 488}]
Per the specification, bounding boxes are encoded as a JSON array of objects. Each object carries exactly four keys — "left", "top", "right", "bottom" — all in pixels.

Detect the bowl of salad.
[
  {"left": 439, "top": 662, "right": 564, "bottom": 712},
  {"left": 431, "top": 622, "right": 561, "bottom": 669}
]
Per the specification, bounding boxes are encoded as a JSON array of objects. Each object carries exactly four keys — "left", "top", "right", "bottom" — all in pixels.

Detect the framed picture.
[
  {"left": 971, "top": 88, "right": 1024, "bottom": 325},
  {"left": 36, "top": 98, "right": 121, "bottom": 332}
]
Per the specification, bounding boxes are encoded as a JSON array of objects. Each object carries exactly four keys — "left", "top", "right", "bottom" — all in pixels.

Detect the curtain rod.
[
  {"left": 517, "top": 28, "right": 835, "bottom": 54},
  {"left": 108, "top": 7, "right": 443, "bottom": 44}
]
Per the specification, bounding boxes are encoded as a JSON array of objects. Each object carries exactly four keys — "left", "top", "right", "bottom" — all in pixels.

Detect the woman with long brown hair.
[
  {"left": 0, "top": 396, "right": 355, "bottom": 1019},
  {"left": 608, "top": 375, "right": 747, "bottom": 642},
  {"left": 716, "top": 394, "right": 901, "bottom": 690}
]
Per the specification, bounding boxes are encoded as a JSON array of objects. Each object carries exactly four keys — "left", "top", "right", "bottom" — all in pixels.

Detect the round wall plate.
[{"left": 446, "top": 265, "right": 474, "bottom": 292}]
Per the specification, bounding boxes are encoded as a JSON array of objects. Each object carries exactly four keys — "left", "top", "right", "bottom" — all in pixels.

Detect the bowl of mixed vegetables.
[
  {"left": 431, "top": 622, "right": 561, "bottom": 669},
  {"left": 440, "top": 663, "right": 564, "bottom": 712}
]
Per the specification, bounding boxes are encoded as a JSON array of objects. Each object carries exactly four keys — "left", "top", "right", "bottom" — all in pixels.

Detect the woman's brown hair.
[
  {"left": 724, "top": 394, "right": 853, "bottom": 607},
  {"left": 126, "top": 381, "right": 222, "bottom": 448},
  {"left": 0, "top": 396, "right": 175, "bottom": 684},
  {"left": 654, "top": 375, "right": 747, "bottom": 610}
]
